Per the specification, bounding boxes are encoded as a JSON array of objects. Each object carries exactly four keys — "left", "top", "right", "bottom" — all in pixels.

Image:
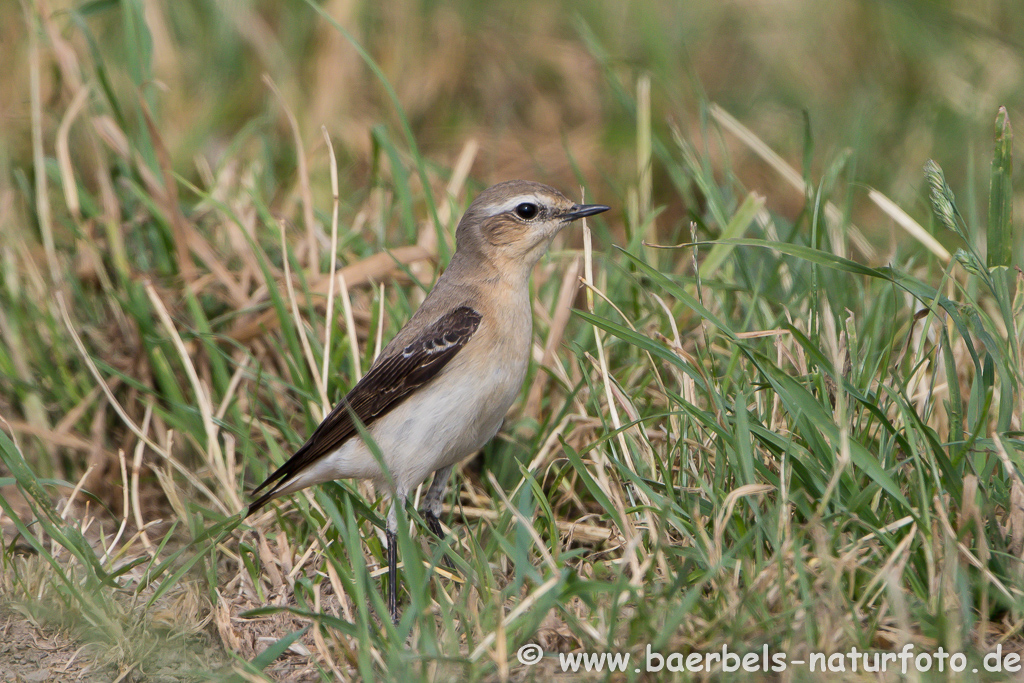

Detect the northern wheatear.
[{"left": 247, "top": 180, "right": 609, "bottom": 623}]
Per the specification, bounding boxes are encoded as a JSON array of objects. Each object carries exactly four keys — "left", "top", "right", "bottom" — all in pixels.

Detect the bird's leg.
[
  {"left": 421, "top": 465, "right": 453, "bottom": 539},
  {"left": 421, "top": 465, "right": 456, "bottom": 571},
  {"left": 386, "top": 502, "right": 400, "bottom": 625}
]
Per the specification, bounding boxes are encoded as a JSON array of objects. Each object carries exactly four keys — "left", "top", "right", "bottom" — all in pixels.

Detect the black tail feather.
[{"left": 246, "top": 473, "right": 289, "bottom": 517}]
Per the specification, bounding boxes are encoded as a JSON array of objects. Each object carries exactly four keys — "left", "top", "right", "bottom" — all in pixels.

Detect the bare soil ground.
[{"left": 0, "top": 605, "right": 118, "bottom": 682}]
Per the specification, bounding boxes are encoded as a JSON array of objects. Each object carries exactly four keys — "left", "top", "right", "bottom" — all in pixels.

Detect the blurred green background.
[{"left": 4, "top": 0, "right": 1023, "bottom": 247}]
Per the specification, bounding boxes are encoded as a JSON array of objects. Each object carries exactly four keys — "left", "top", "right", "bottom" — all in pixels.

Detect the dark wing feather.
[{"left": 247, "top": 306, "right": 482, "bottom": 515}]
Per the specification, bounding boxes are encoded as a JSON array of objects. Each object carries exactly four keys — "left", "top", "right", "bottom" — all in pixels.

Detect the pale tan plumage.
[{"left": 247, "top": 179, "right": 609, "bottom": 622}]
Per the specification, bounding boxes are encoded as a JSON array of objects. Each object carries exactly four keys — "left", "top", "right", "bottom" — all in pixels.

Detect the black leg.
[
  {"left": 423, "top": 509, "right": 444, "bottom": 539},
  {"left": 423, "top": 509, "right": 456, "bottom": 572},
  {"left": 421, "top": 466, "right": 456, "bottom": 572},
  {"left": 386, "top": 528, "right": 399, "bottom": 624}
]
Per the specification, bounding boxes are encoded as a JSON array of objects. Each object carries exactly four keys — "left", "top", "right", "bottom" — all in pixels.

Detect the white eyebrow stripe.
[{"left": 483, "top": 194, "right": 548, "bottom": 218}]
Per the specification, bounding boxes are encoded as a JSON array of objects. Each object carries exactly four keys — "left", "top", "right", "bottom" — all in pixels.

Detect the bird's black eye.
[{"left": 514, "top": 202, "right": 539, "bottom": 220}]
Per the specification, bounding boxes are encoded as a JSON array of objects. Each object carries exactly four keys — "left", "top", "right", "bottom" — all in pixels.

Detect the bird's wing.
[{"left": 247, "top": 306, "right": 482, "bottom": 515}]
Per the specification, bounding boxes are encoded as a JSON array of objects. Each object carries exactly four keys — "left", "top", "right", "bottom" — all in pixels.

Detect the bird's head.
[{"left": 454, "top": 180, "right": 609, "bottom": 280}]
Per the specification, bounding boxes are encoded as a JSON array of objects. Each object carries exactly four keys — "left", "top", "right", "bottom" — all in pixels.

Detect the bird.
[{"left": 246, "top": 179, "right": 609, "bottom": 623}]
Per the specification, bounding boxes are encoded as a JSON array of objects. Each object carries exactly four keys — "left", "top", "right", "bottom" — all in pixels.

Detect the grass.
[{"left": 2, "top": 0, "right": 1024, "bottom": 681}]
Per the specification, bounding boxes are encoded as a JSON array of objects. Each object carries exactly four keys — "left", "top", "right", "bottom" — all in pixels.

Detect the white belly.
[{"left": 293, "top": 350, "right": 527, "bottom": 496}]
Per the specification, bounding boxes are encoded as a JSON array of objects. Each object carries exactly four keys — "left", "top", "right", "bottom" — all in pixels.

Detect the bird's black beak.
[{"left": 563, "top": 204, "right": 610, "bottom": 221}]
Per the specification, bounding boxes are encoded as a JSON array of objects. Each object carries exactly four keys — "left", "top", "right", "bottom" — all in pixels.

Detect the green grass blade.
[{"left": 988, "top": 107, "right": 1013, "bottom": 269}]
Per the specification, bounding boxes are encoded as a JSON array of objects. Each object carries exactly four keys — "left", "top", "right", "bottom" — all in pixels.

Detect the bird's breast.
[
  {"left": 397, "top": 300, "right": 532, "bottom": 469},
  {"left": 333, "top": 290, "right": 535, "bottom": 493}
]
